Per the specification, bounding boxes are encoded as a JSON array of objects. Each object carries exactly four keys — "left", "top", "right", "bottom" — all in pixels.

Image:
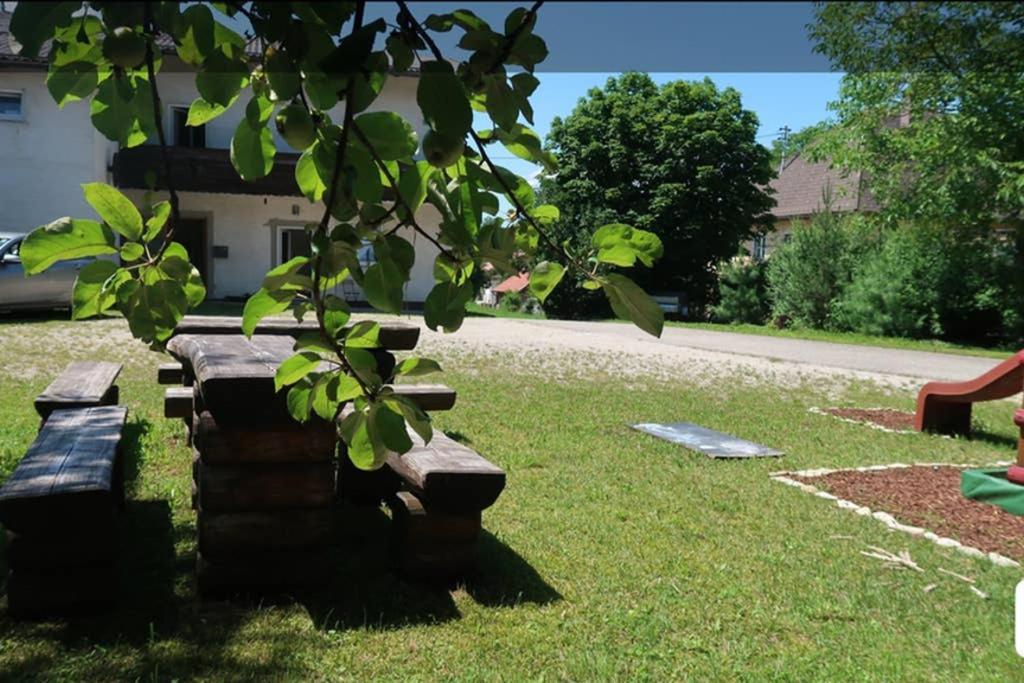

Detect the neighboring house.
[
  {"left": 0, "top": 12, "right": 442, "bottom": 305},
  {"left": 490, "top": 272, "right": 529, "bottom": 304},
  {"left": 749, "top": 152, "right": 879, "bottom": 259}
]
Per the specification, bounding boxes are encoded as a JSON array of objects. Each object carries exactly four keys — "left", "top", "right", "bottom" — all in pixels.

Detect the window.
[
  {"left": 280, "top": 227, "right": 311, "bottom": 263},
  {"left": 357, "top": 241, "right": 376, "bottom": 267},
  {"left": 752, "top": 234, "right": 767, "bottom": 261},
  {"left": 0, "top": 91, "right": 23, "bottom": 120},
  {"left": 172, "top": 106, "right": 205, "bottom": 148}
]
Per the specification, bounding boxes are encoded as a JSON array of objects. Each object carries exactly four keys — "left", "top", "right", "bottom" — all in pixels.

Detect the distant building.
[{"left": 749, "top": 152, "right": 879, "bottom": 259}]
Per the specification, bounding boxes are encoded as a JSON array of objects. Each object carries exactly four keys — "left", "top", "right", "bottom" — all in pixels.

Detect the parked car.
[{"left": 0, "top": 232, "right": 86, "bottom": 311}]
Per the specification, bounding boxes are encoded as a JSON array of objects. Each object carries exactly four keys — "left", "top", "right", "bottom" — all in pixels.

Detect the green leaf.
[
  {"left": 286, "top": 381, "right": 313, "bottom": 422},
  {"left": 417, "top": 61, "right": 472, "bottom": 138},
  {"left": 265, "top": 46, "right": 300, "bottom": 101},
  {"left": 592, "top": 224, "right": 664, "bottom": 268},
  {"left": 183, "top": 268, "right": 207, "bottom": 308},
  {"left": 310, "top": 374, "right": 339, "bottom": 421},
  {"left": 120, "top": 242, "right": 145, "bottom": 261},
  {"left": 262, "top": 255, "right": 310, "bottom": 290},
  {"left": 495, "top": 124, "right": 558, "bottom": 173},
  {"left": 71, "top": 259, "right": 119, "bottom": 319},
  {"left": 373, "top": 402, "right": 412, "bottom": 454},
  {"left": 144, "top": 202, "right": 171, "bottom": 242},
  {"left": 47, "top": 61, "right": 99, "bottom": 108},
  {"left": 275, "top": 351, "right": 322, "bottom": 391},
  {"left": 340, "top": 408, "right": 385, "bottom": 470},
  {"left": 241, "top": 287, "right": 294, "bottom": 337},
  {"left": 231, "top": 119, "right": 276, "bottom": 180},
  {"left": 393, "top": 357, "right": 442, "bottom": 377},
  {"left": 354, "top": 111, "right": 418, "bottom": 160},
  {"left": 601, "top": 273, "right": 664, "bottom": 338},
  {"left": 362, "top": 260, "right": 404, "bottom": 314},
  {"left": 389, "top": 394, "right": 433, "bottom": 444},
  {"left": 20, "top": 218, "right": 117, "bottom": 275},
  {"left": 187, "top": 97, "right": 236, "bottom": 126},
  {"left": 323, "top": 295, "right": 351, "bottom": 339},
  {"left": 386, "top": 33, "right": 414, "bottom": 72},
  {"left": 485, "top": 77, "right": 519, "bottom": 131},
  {"left": 9, "top": 2, "right": 77, "bottom": 58},
  {"left": 344, "top": 320, "right": 380, "bottom": 348},
  {"left": 177, "top": 4, "right": 215, "bottom": 66},
  {"left": 397, "top": 161, "right": 435, "bottom": 221},
  {"left": 91, "top": 76, "right": 145, "bottom": 147},
  {"left": 246, "top": 94, "right": 274, "bottom": 126},
  {"left": 82, "top": 183, "right": 143, "bottom": 241},
  {"left": 197, "top": 52, "right": 249, "bottom": 107},
  {"left": 528, "top": 261, "right": 565, "bottom": 303},
  {"left": 296, "top": 147, "right": 328, "bottom": 201},
  {"left": 424, "top": 280, "right": 473, "bottom": 333}
]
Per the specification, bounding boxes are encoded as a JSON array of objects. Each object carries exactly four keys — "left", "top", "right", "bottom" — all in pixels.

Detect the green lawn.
[
  {"left": 466, "top": 301, "right": 546, "bottom": 320},
  {"left": 662, "top": 320, "right": 1015, "bottom": 360},
  {"left": 0, "top": 315, "right": 1021, "bottom": 680}
]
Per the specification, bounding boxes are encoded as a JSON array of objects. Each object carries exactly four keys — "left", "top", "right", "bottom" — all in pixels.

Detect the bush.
[
  {"left": 712, "top": 256, "right": 769, "bottom": 324},
  {"left": 834, "top": 225, "right": 1021, "bottom": 344},
  {"left": 765, "top": 210, "right": 871, "bottom": 328},
  {"left": 540, "top": 269, "right": 612, "bottom": 320},
  {"left": 498, "top": 291, "right": 523, "bottom": 312}
]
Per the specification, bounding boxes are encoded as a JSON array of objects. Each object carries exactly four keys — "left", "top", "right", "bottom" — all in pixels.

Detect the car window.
[{"left": 8, "top": 240, "right": 19, "bottom": 256}]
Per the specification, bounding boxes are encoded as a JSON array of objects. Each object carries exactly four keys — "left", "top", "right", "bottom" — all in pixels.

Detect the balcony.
[{"left": 112, "top": 146, "right": 303, "bottom": 197}]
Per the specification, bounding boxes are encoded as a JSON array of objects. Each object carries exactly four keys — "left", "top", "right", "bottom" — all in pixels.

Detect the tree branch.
[{"left": 143, "top": 2, "right": 180, "bottom": 259}]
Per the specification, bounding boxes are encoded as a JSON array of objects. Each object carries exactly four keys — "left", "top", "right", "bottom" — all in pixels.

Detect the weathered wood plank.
[
  {"left": 389, "top": 384, "right": 457, "bottom": 412},
  {"left": 193, "top": 410, "right": 337, "bottom": 464},
  {"left": 196, "top": 550, "right": 329, "bottom": 594},
  {"left": 0, "top": 406, "right": 127, "bottom": 533},
  {"left": 164, "top": 387, "right": 193, "bottom": 418},
  {"left": 386, "top": 431, "right": 505, "bottom": 513},
  {"left": 198, "top": 509, "right": 334, "bottom": 560},
  {"left": 34, "top": 361, "right": 122, "bottom": 419},
  {"left": 168, "top": 334, "right": 398, "bottom": 423},
  {"left": 196, "top": 460, "right": 335, "bottom": 512},
  {"left": 173, "top": 316, "right": 420, "bottom": 350},
  {"left": 388, "top": 492, "right": 479, "bottom": 579},
  {"left": 157, "top": 362, "right": 184, "bottom": 385}
]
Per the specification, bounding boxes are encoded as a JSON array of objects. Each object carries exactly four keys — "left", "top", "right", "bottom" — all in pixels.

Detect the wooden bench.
[
  {"left": 0, "top": 405, "right": 128, "bottom": 615},
  {"left": 173, "top": 315, "right": 421, "bottom": 350},
  {"left": 34, "top": 361, "right": 122, "bottom": 421},
  {"left": 384, "top": 430, "right": 506, "bottom": 579},
  {"left": 157, "top": 362, "right": 185, "bottom": 385}
]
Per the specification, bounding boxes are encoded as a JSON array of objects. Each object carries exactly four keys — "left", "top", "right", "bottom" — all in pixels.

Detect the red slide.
[{"left": 915, "top": 350, "right": 1024, "bottom": 435}]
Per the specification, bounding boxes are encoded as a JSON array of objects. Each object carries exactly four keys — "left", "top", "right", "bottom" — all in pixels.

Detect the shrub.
[
  {"left": 712, "top": 256, "right": 769, "bottom": 324},
  {"left": 835, "top": 224, "right": 1021, "bottom": 344},
  {"left": 498, "top": 291, "right": 523, "bottom": 312},
  {"left": 766, "top": 210, "right": 876, "bottom": 328}
]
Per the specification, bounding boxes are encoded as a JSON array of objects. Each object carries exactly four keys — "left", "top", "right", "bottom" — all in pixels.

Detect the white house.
[{"left": 0, "top": 11, "right": 443, "bottom": 305}]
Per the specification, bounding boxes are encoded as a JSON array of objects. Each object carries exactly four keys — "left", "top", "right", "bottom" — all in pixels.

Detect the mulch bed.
[
  {"left": 820, "top": 407, "right": 916, "bottom": 431},
  {"left": 791, "top": 466, "right": 1024, "bottom": 561}
]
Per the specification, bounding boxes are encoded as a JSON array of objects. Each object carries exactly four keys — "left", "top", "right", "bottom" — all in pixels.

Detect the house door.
[{"left": 175, "top": 218, "right": 208, "bottom": 286}]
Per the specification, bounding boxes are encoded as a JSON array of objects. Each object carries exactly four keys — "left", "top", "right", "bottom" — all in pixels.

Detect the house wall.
[
  {"left": 746, "top": 218, "right": 797, "bottom": 260},
  {"left": 0, "top": 66, "right": 442, "bottom": 302},
  {"left": 0, "top": 71, "right": 110, "bottom": 233}
]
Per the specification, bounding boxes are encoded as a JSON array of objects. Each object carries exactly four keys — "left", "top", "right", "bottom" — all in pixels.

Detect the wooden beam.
[
  {"left": 157, "top": 362, "right": 184, "bottom": 385},
  {"left": 388, "top": 384, "right": 457, "bottom": 411},
  {"left": 34, "top": 361, "right": 122, "bottom": 419},
  {"left": 164, "top": 387, "right": 194, "bottom": 419}
]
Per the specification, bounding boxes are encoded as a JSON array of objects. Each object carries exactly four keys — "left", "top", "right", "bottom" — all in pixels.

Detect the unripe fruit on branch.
[
  {"left": 103, "top": 27, "right": 147, "bottom": 69},
  {"left": 422, "top": 130, "right": 465, "bottom": 168}
]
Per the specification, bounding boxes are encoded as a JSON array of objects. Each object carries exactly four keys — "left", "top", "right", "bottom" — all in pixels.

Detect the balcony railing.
[{"left": 112, "top": 146, "right": 303, "bottom": 197}]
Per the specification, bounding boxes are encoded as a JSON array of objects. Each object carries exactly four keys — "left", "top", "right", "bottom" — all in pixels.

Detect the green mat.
[{"left": 961, "top": 468, "right": 1024, "bottom": 516}]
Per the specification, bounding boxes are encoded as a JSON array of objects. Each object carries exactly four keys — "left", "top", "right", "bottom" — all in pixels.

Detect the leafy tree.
[
  {"left": 11, "top": 1, "right": 666, "bottom": 468},
  {"left": 767, "top": 121, "right": 832, "bottom": 171},
  {"left": 538, "top": 73, "right": 774, "bottom": 319},
  {"left": 810, "top": 3, "right": 1024, "bottom": 232},
  {"left": 712, "top": 256, "right": 769, "bottom": 325}
]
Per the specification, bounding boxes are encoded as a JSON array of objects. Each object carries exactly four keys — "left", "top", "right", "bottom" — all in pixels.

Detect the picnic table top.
[{"left": 173, "top": 316, "right": 420, "bottom": 350}]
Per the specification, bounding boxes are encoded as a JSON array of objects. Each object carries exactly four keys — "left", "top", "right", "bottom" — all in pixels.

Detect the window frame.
[
  {"left": 168, "top": 103, "right": 206, "bottom": 148},
  {"left": 0, "top": 89, "right": 26, "bottom": 122}
]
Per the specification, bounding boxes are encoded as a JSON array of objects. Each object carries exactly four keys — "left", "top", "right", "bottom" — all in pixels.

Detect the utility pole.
[{"left": 778, "top": 125, "right": 791, "bottom": 175}]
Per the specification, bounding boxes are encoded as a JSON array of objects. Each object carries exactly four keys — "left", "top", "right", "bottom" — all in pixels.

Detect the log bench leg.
[
  {"left": 919, "top": 397, "right": 972, "bottom": 436},
  {"left": 387, "top": 491, "right": 482, "bottom": 580}
]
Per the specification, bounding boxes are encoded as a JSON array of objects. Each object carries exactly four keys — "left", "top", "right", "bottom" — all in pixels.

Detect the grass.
[
  {"left": 661, "top": 320, "right": 1015, "bottom": 360},
  {"left": 466, "top": 301, "right": 546, "bottom": 320},
  {"left": 0, "top": 314, "right": 1021, "bottom": 680}
]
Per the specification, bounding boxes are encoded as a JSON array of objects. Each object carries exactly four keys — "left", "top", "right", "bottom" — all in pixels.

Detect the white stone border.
[
  {"left": 770, "top": 461, "right": 1020, "bottom": 568},
  {"left": 808, "top": 406, "right": 919, "bottom": 435}
]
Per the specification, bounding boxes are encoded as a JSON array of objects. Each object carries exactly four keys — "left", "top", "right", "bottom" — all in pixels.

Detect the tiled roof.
[
  {"left": 492, "top": 273, "right": 530, "bottom": 294},
  {"left": 769, "top": 152, "right": 879, "bottom": 219}
]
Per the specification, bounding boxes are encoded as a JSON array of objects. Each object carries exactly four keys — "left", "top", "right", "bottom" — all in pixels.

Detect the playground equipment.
[{"left": 916, "top": 350, "right": 1024, "bottom": 483}]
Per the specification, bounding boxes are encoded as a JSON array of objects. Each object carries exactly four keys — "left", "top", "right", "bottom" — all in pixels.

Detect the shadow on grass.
[
  {"left": 121, "top": 417, "right": 152, "bottom": 497},
  {"left": 0, "top": 309, "right": 72, "bottom": 324},
  {"left": 463, "top": 530, "right": 562, "bottom": 607},
  {"left": 968, "top": 429, "right": 1018, "bottom": 450}
]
